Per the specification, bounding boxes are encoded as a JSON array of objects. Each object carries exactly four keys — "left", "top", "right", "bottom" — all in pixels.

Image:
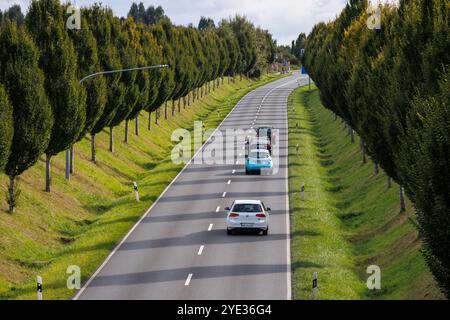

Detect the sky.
[{"left": 0, "top": 0, "right": 349, "bottom": 45}]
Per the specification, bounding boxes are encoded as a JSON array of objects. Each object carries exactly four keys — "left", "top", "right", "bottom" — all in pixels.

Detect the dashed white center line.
[
  {"left": 222, "top": 192, "right": 227, "bottom": 198},
  {"left": 227, "top": 180, "right": 231, "bottom": 185},
  {"left": 236, "top": 161, "right": 239, "bottom": 165},
  {"left": 208, "top": 223, "right": 214, "bottom": 231},
  {"left": 232, "top": 169, "right": 236, "bottom": 174},
  {"left": 185, "top": 273, "right": 193, "bottom": 286},
  {"left": 198, "top": 245, "right": 204, "bottom": 256},
  {"left": 215, "top": 206, "right": 220, "bottom": 212}
]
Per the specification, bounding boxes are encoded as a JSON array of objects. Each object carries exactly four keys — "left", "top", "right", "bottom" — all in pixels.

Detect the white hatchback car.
[{"left": 225, "top": 200, "right": 271, "bottom": 235}]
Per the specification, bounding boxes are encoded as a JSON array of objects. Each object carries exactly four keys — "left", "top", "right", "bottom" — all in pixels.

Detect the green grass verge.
[
  {"left": 0, "top": 73, "right": 286, "bottom": 300},
  {"left": 288, "top": 85, "right": 444, "bottom": 300}
]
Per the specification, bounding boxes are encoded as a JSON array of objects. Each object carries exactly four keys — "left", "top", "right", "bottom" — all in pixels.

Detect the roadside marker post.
[
  {"left": 311, "top": 272, "right": 318, "bottom": 300},
  {"left": 301, "top": 182, "right": 305, "bottom": 201},
  {"left": 37, "top": 276, "right": 43, "bottom": 300},
  {"left": 133, "top": 182, "right": 140, "bottom": 202}
]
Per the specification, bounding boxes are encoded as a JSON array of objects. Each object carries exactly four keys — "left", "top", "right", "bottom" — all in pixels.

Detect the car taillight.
[
  {"left": 256, "top": 213, "right": 266, "bottom": 218},
  {"left": 229, "top": 213, "right": 239, "bottom": 217}
]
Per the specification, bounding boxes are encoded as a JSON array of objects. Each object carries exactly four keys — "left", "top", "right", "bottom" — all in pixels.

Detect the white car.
[{"left": 225, "top": 200, "right": 271, "bottom": 235}]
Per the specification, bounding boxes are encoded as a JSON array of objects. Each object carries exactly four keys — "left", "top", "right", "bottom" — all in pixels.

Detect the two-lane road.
[{"left": 75, "top": 73, "right": 308, "bottom": 300}]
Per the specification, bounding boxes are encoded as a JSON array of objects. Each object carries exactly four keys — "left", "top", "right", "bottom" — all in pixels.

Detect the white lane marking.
[
  {"left": 198, "top": 245, "right": 204, "bottom": 256},
  {"left": 227, "top": 180, "right": 231, "bottom": 185},
  {"left": 185, "top": 273, "right": 193, "bottom": 286},
  {"left": 216, "top": 206, "right": 221, "bottom": 213},
  {"left": 239, "top": 153, "right": 242, "bottom": 156},
  {"left": 232, "top": 169, "right": 236, "bottom": 174},
  {"left": 236, "top": 161, "right": 239, "bottom": 165},
  {"left": 208, "top": 223, "right": 213, "bottom": 231},
  {"left": 73, "top": 74, "right": 299, "bottom": 300},
  {"left": 222, "top": 192, "right": 227, "bottom": 198}
]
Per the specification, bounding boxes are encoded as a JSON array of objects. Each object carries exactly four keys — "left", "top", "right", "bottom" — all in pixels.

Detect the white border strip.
[{"left": 73, "top": 75, "right": 293, "bottom": 300}]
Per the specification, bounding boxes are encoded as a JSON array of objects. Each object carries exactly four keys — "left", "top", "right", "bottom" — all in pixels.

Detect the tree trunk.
[
  {"left": 70, "top": 145, "right": 74, "bottom": 174},
  {"left": 124, "top": 120, "right": 129, "bottom": 143},
  {"left": 8, "top": 175, "right": 16, "bottom": 213},
  {"left": 183, "top": 96, "right": 186, "bottom": 109},
  {"left": 148, "top": 111, "right": 152, "bottom": 130},
  {"left": 361, "top": 139, "right": 367, "bottom": 164},
  {"left": 399, "top": 185, "right": 406, "bottom": 213},
  {"left": 109, "top": 127, "right": 114, "bottom": 152},
  {"left": 360, "top": 138, "right": 364, "bottom": 151},
  {"left": 91, "top": 133, "right": 96, "bottom": 163},
  {"left": 178, "top": 98, "right": 181, "bottom": 112},
  {"left": 164, "top": 101, "right": 168, "bottom": 119},
  {"left": 155, "top": 109, "right": 159, "bottom": 125},
  {"left": 374, "top": 162, "right": 379, "bottom": 175},
  {"left": 65, "top": 149, "right": 70, "bottom": 180},
  {"left": 45, "top": 153, "right": 51, "bottom": 192},
  {"left": 387, "top": 176, "right": 392, "bottom": 189},
  {"left": 135, "top": 115, "right": 139, "bottom": 136},
  {"left": 171, "top": 100, "right": 174, "bottom": 116},
  {"left": 188, "top": 92, "right": 191, "bottom": 106}
]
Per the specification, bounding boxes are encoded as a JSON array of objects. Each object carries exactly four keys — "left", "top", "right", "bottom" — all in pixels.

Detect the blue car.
[{"left": 245, "top": 149, "right": 273, "bottom": 175}]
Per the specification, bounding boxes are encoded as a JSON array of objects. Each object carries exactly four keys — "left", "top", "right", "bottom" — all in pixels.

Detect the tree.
[
  {"left": 150, "top": 19, "right": 176, "bottom": 119},
  {"left": 68, "top": 12, "right": 107, "bottom": 162},
  {"left": 85, "top": 4, "right": 125, "bottom": 154},
  {"left": 26, "top": 0, "right": 86, "bottom": 192},
  {"left": 198, "top": 17, "right": 215, "bottom": 30},
  {"left": 109, "top": 17, "right": 140, "bottom": 144},
  {"left": 0, "top": 84, "right": 13, "bottom": 172},
  {"left": 3, "top": 5, "right": 24, "bottom": 25},
  {"left": 0, "top": 20, "right": 53, "bottom": 212},
  {"left": 229, "top": 16, "right": 258, "bottom": 77},
  {"left": 144, "top": 5, "right": 165, "bottom": 25},
  {"left": 139, "top": 25, "right": 163, "bottom": 128},
  {"left": 292, "top": 33, "right": 306, "bottom": 60}
]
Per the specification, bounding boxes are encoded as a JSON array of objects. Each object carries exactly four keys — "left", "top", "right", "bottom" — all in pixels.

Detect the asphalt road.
[{"left": 75, "top": 72, "right": 309, "bottom": 300}]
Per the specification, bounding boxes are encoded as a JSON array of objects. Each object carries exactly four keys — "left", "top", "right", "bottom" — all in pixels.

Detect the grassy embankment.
[
  {"left": 288, "top": 85, "right": 444, "bottom": 300},
  {"left": 0, "top": 73, "right": 286, "bottom": 300}
]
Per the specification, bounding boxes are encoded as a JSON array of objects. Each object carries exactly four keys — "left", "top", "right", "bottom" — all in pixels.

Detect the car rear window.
[
  {"left": 232, "top": 204, "right": 263, "bottom": 212},
  {"left": 249, "top": 151, "right": 270, "bottom": 158}
]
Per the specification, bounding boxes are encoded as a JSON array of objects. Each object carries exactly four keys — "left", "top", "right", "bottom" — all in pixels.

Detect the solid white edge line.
[
  {"left": 185, "top": 273, "right": 193, "bottom": 286},
  {"left": 73, "top": 74, "right": 299, "bottom": 300}
]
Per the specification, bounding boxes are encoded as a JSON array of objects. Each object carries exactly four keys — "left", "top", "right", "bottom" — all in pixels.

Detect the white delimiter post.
[
  {"left": 37, "top": 275, "right": 43, "bottom": 300},
  {"left": 133, "top": 182, "right": 140, "bottom": 202},
  {"left": 301, "top": 182, "right": 305, "bottom": 201},
  {"left": 311, "top": 272, "right": 318, "bottom": 300}
]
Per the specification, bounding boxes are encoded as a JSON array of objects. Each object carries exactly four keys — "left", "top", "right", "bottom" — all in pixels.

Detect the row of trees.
[
  {"left": 0, "top": 0, "right": 276, "bottom": 212},
  {"left": 303, "top": 0, "right": 449, "bottom": 296}
]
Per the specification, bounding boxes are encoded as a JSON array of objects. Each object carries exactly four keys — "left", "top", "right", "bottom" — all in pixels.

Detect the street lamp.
[{"left": 65, "top": 64, "right": 170, "bottom": 180}]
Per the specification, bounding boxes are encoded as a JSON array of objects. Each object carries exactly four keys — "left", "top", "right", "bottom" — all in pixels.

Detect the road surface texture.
[{"left": 75, "top": 72, "right": 308, "bottom": 300}]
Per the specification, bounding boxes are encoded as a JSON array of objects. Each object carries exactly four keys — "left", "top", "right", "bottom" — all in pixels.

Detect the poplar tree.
[
  {"left": 0, "top": 20, "right": 53, "bottom": 212},
  {"left": 26, "top": 0, "right": 86, "bottom": 192}
]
